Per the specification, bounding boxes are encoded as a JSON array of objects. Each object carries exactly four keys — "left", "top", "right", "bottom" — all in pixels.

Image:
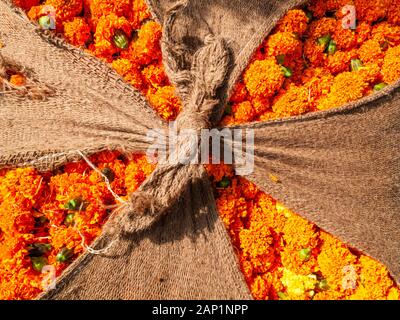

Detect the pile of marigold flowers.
[{"left": 1, "top": 0, "right": 399, "bottom": 300}]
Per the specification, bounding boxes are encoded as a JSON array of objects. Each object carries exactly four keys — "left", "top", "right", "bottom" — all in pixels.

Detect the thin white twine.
[
  {"left": 73, "top": 150, "right": 127, "bottom": 255},
  {"left": 76, "top": 228, "right": 117, "bottom": 255},
  {"left": 76, "top": 150, "right": 126, "bottom": 204}
]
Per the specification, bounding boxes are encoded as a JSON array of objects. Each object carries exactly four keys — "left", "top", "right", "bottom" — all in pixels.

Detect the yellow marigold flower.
[
  {"left": 243, "top": 59, "right": 284, "bottom": 99},
  {"left": 317, "top": 232, "right": 357, "bottom": 291},
  {"left": 387, "top": 287, "right": 400, "bottom": 300},
  {"left": 347, "top": 255, "right": 394, "bottom": 300},
  {"left": 281, "top": 268, "right": 318, "bottom": 300},
  {"left": 382, "top": 45, "right": 400, "bottom": 83},
  {"left": 275, "top": 9, "right": 309, "bottom": 36},
  {"left": 63, "top": 17, "right": 91, "bottom": 47}
]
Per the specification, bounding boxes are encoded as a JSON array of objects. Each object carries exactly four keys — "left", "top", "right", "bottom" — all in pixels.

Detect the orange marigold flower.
[
  {"left": 229, "top": 82, "right": 248, "bottom": 104},
  {"left": 250, "top": 97, "right": 270, "bottom": 116},
  {"left": 304, "top": 38, "right": 326, "bottom": 67},
  {"left": 271, "top": 84, "right": 310, "bottom": 117},
  {"left": 371, "top": 22, "right": 400, "bottom": 47},
  {"left": 354, "top": 0, "right": 389, "bottom": 23},
  {"left": 358, "top": 39, "right": 385, "bottom": 64},
  {"left": 355, "top": 21, "right": 372, "bottom": 46},
  {"left": 307, "top": 17, "right": 337, "bottom": 40},
  {"left": 44, "top": 0, "right": 83, "bottom": 30},
  {"left": 243, "top": 59, "right": 284, "bottom": 99},
  {"left": 9, "top": 74, "right": 26, "bottom": 86},
  {"left": 326, "top": 49, "right": 358, "bottom": 74},
  {"left": 333, "top": 22, "right": 357, "bottom": 51},
  {"left": 382, "top": 45, "right": 400, "bottom": 84},
  {"left": 388, "top": 0, "right": 400, "bottom": 25},
  {"left": 317, "top": 71, "right": 369, "bottom": 110},
  {"left": 239, "top": 224, "right": 276, "bottom": 274},
  {"left": 275, "top": 9, "right": 309, "bottom": 36},
  {"left": 93, "top": 13, "right": 132, "bottom": 60},
  {"left": 232, "top": 101, "right": 255, "bottom": 124},
  {"left": 265, "top": 32, "right": 303, "bottom": 59},
  {"left": 129, "top": 0, "right": 151, "bottom": 29},
  {"left": 111, "top": 58, "right": 146, "bottom": 91},
  {"left": 13, "top": 0, "right": 39, "bottom": 10},
  {"left": 122, "top": 20, "right": 162, "bottom": 66},
  {"left": 146, "top": 85, "right": 181, "bottom": 120},
  {"left": 142, "top": 61, "right": 169, "bottom": 89},
  {"left": 63, "top": 17, "right": 91, "bottom": 47},
  {"left": 88, "top": 0, "right": 131, "bottom": 27}
]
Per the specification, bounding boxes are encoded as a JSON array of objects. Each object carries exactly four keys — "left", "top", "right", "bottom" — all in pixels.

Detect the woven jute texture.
[{"left": 0, "top": 0, "right": 399, "bottom": 299}]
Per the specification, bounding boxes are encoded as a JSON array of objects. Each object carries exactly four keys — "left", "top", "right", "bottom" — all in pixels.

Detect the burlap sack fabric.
[{"left": 0, "top": 0, "right": 399, "bottom": 299}]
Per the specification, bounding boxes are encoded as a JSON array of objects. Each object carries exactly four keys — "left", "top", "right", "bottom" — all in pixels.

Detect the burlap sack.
[{"left": 0, "top": 0, "right": 399, "bottom": 299}]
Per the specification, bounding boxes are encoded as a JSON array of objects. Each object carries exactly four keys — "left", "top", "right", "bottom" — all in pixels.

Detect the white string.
[
  {"left": 76, "top": 150, "right": 126, "bottom": 204},
  {"left": 76, "top": 228, "right": 116, "bottom": 255}
]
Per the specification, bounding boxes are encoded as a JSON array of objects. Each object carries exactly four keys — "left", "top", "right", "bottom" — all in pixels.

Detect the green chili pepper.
[
  {"left": 56, "top": 247, "right": 74, "bottom": 263},
  {"left": 217, "top": 176, "right": 231, "bottom": 188},
  {"left": 64, "top": 213, "right": 75, "bottom": 226},
  {"left": 224, "top": 103, "right": 232, "bottom": 116},
  {"left": 38, "top": 16, "right": 53, "bottom": 30},
  {"left": 276, "top": 54, "right": 285, "bottom": 65},
  {"left": 278, "top": 291, "right": 289, "bottom": 300},
  {"left": 113, "top": 30, "right": 129, "bottom": 50},
  {"left": 28, "top": 243, "right": 52, "bottom": 257},
  {"left": 31, "top": 256, "right": 48, "bottom": 272},
  {"left": 316, "top": 279, "right": 330, "bottom": 291},
  {"left": 64, "top": 198, "right": 84, "bottom": 211},
  {"left": 326, "top": 40, "right": 337, "bottom": 55},
  {"left": 298, "top": 248, "right": 312, "bottom": 261},
  {"left": 351, "top": 59, "right": 363, "bottom": 72},
  {"left": 317, "top": 35, "right": 331, "bottom": 48},
  {"left": 280, "top": 65, "right": 293, "bottom": 78},
  {"left": 305, "top": 10, "right": 313, "bottom": 22},
  {"left": 374, "top": 83, "right": 388, "bottom": 91}
]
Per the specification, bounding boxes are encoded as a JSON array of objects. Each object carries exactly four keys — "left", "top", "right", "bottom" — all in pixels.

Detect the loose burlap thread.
[{"left": 0, "top": 0, "right": 399, "bottom": 299}]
